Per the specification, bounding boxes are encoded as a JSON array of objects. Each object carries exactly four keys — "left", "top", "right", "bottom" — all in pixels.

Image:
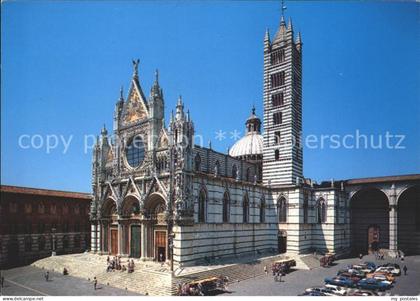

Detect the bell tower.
[{"left": 262, "top": 12, "right": 303, "bottom": 187}]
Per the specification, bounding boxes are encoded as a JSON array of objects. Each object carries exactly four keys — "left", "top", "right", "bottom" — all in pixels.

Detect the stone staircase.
[
  {"left": 32, "top": 253, "right": 172, "bottom": 296},
  {"left": 172, "top": 253, "right": 310, "bottom": 295},
  {"left": 31, "top": 253, "right": 313, "bottom": 296}
]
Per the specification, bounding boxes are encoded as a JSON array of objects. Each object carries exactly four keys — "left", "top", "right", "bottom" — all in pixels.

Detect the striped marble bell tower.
[{"left": 262, "top": 14, "right": 303, "bottom": 187}]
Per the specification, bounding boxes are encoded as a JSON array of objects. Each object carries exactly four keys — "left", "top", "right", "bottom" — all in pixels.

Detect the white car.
[
  {"left": 324, "top": 284, "right": 347, "bottom": 296},
  {"left": 305, "top": 287, "right": 334, "bottom": 296},
  {"left": 376, "top": 266, "right": 400, "bottom": 276}
]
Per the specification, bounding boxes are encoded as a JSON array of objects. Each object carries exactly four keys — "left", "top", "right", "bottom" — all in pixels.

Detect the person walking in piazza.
[
  {"left": 93, "top": 277, "right": 97, "bottom": 290},
  {"left": 264, "top": 265, "right": 268, "bottom": 276},
  {"left": 44, "top": 271, "right": 49, "bottom": 282},
  {"left": 403, "top": 265, "right": 408, "bottom": 275}
]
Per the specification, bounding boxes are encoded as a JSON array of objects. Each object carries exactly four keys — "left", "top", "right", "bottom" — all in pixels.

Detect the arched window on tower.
[
  {"left": 243, "top": 195, "right": 249, "bottom": 223},
  {"left": 194, "top": 154, "right": 201, "bottom": 172},
  {"left": 278, "top": 196, "right": 287, "bottom": 223},
  {"left": 232, "top": 165, "right": 238, "bottom": 179},
  {"left": 317, "top": 198, "right": 327, "bottom": 224},
  {"left": 275, "top": 149, "right": 280, "bottom": 160},
  {"left": 222, "top": 191, "right": 230, "bottom": 223},
  {"left": 260, "top": 197, "right": 266, "bottom": 223},
  {"left": 198, "top": 189, "right": 207, "bottom": 223}
]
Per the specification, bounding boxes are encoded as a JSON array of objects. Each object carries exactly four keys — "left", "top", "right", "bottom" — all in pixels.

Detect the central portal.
[{"left": 130, "top": 225, "right": 141, "bottom": 258}]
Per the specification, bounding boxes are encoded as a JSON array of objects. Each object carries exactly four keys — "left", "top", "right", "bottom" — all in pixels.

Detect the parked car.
[
  {"left": 338, "top": 272, "right": 364, "bottom": 283},
  {"left": 300, "top": 291, "right": 328, "bottom": 296},
  {"left": 376, "top": 266, "right": 401, "bottom": 276},
  {"left": 381, "top": 263, "right": 401, "bottom": 275},
  {"left": 357, "top": 278, "right": 391, "bottom": 291},
  {"left": 338, "top": 269, "right": 366, "bottom": 278},
  {"left": 324, "top": 284, "right": 347, "bottom": 296},
  {"left": 348, "top": 289, "right": 379, "bottom": 296},
  {"left": 366, "top": 272, "right": 395, "bottom": 282},
  {"left": 305, "top": 287, "right": 334, "bottom": 296},
  {"left": 353, "top": 263, "right": 375, "bottom": 273},
  {"left": 325, "top": 276, "right": 356, "bottom": 288}
]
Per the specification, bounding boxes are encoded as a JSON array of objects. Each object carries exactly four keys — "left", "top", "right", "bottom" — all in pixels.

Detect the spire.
[
  {"left": 264, "top": 28, "right": 270, "bottom": 42},
  {"left": 176, "top": 95, "right": 184, "bottom": 120},
  {"left": 273, "top": 0, "right": 288, "bottom": 43},
  {"left": 296, "top": 31, "right": 302, "bottom": 44},
  {"left": 287, "top": 17, "right": 293, "bottom": 31},
  {"left": 119, "top": 86, "right": 124, "bottom": 102},
  {"left": 101, "top": 124, "right": 108, "bottom": 136},
  {"left": 155, "top": 69, "right": 159, "bottom": 84},
  {"left": 151, "top": 69, "right": 161, "bottom": 97}
]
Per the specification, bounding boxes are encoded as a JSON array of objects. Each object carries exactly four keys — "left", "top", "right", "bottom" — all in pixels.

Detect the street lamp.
[{"left": 51, "top": 227, "right": 56, "bottom": 256}]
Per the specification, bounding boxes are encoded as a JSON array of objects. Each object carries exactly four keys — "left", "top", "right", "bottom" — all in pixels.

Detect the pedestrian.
[
  {"left": 93, "top": 277, "right": 97, "bottom": 290},
  {"left": 44, "top": 271, "right": 49, "bottom": 282},
  {"left": 403, "top": 265, "right": 407, "bottom": 275},
  {"left": 359, "top": 253, "right": 363, "bottom": 260},
  {"left": 264, "top": 265, "right": 268, "bottom": 276},
  {"left": 278, "top": 271, "right": 282, "bottom": 283},
  {"left": 401, "top": 254, "right": 405, "bottom": 262}
]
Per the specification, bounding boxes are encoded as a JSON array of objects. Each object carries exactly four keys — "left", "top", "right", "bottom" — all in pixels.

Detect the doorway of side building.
[
  {"left": 368, "top": 225, "right": 380, "bottom": 254},
  {"left": 155, "top": 230, "right": 167, "bottom": 262},
  {"left": 278, "top": 231, "right": 287, "bottom": 254},
  {"left": 130, "top": 225, "right": 141, "bottom": 258},
  {"left": 110, "top": 227, "right": 118, "bottom": 255}
]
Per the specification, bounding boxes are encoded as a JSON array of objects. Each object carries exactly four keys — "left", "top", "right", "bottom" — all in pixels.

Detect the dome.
[{"left": 229, "top": 132, "right": 263, "bottom": 157}]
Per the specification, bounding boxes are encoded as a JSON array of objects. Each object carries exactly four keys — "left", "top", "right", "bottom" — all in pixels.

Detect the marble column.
[
  {"left": 91, "top": 223, "right": 97, "bottom": 252},
  {"left": 117, "top": 222, "right": 123, "bottom": 256},
  {"left": 389, "top": 205, "right": 398, "bottom": 252},
  {"left": 140, "top": 223, "right": 147, "bottom": 260},
  {"left": 389, "top": 184, "right": 398, "bottom": 253}
]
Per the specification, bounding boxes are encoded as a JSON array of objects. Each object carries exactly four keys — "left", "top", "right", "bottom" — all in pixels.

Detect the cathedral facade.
[{"left": 90, "top": 13, "right": 420, "bottom": 267}]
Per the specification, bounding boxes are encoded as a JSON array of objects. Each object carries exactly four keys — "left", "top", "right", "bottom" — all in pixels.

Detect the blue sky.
[{"left": 1, "top": 1, "right": 419, "bottom": 192}]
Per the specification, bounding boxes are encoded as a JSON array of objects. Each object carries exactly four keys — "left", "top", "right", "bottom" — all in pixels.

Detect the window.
[
  {"left": 278, "top": 197, "right": 287, "bottom": 223},
  {"left": 246, "top": 168, "right": 251, "bottom": 182},
  {"left": 272, "top": 92, "right": 284, "bottom": 107},
  {"left": 274, "top": 149, "right": 280, "bottom": 160},
  {"left": 214, "top": 161, "right": 220, "bottom": 176},
  {"left": 194, "top": 154, "right": 201, "bottom": 172},
  {"left": 303, "top": 192, "right": 309, "bottom": 224},
  {"left": 273, "top": 112, "right": 283, "bottom": 125},
  {"left": 232, "top": 165, "right": 238, "bottom": 179},
  {"left": 260, "top": 197, "right": 266, "bottom": 223},
  {"left": 271, "top": 71, "right": 285, "bottom": 88},
  {"left": 125, "top": 135, "right": 145, "bottom": 168},
  {"left": 222, "top": 192, "right": 230, "bottom": 223},
  {"left": 274, "top": 131, "right": 281, "bottom": 145},
  {"left": 243, "top": 195, "right": 249, "bottom": 223},
  {"left": 317, "top": 198, "right": 327, "bottom": 224},
  {"left": 198, "top": 189, "right": 206, "bottom": 223},
  {"left": 271, "top": 49, "right": 285, "bottom": 65}
]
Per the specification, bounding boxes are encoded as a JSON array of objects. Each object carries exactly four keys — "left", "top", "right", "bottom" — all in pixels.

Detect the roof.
[
  {"left": 0, "top": 185, "right": 92, "bottom": 200},
  {"left": 345, "top": 174, "right": 420, "bottom": 185},
  {"left": 229, "top": 132, "right": 263, "bottom": 157}
]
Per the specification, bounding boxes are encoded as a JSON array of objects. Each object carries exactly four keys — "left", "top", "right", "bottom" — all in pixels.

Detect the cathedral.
[{"left": 90, "top": 12, "right": 420, "bottom": 267}]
